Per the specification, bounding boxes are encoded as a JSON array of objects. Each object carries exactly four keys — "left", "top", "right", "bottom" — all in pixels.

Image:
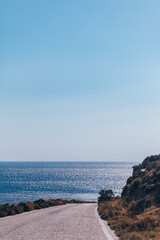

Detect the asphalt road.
[{"left": 0, "top": 203, "right": 118, "bottom": 240}]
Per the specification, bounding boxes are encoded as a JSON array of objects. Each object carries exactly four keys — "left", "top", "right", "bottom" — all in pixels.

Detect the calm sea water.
[{"left": 0, "top": 162, "right": 134, "bottom": 204}]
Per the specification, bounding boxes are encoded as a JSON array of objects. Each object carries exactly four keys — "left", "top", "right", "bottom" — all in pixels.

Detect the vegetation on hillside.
[
  {"left": 98, "top": 154, "right": 160, "bottom": 240},
  {"left": 98, "top": 189, "right": 114, "bottom": 202},
  {"left": 0, "top": 198, "right": 90, "bottom": 218}
]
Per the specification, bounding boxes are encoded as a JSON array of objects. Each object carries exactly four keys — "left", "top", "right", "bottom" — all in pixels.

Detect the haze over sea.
[{"left": 0, "top": 161, "right": 134, "bottom": 204}]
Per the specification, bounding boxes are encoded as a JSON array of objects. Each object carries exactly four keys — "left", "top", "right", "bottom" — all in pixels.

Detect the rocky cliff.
[{"left": 121, "top": 154, "right": 160, "bottom": 213}]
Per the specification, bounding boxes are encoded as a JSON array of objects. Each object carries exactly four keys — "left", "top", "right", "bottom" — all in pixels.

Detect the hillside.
[
  {"left": 98, "top": 155, "right": 160, "bottom": 240},
  {"left": 122, "top": 154, "right": 160, "bottom": 208}
]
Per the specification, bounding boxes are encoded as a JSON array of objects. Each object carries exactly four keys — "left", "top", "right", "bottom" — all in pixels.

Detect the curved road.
[{"left": 0, "top": 203, "right": 119, "bottom": 240}]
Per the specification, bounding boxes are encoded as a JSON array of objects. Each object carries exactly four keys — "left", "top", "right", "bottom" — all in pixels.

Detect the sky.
[{"left": 1, "top": 0, "right": 160, "bottom": 162}]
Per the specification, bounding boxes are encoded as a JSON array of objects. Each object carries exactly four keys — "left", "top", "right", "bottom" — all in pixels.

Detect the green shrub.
[
  {"left": 18, "top": 202, "right": 31, "bottom": 212},
  {"left": 33, "top": 199, "right": 49, "bottom": 209},
  {"left": 0, "top": 204, "right": 16, "bottom": 217},
  {"left": 98, "top": 189, "right": 114, "bottom": 202}
]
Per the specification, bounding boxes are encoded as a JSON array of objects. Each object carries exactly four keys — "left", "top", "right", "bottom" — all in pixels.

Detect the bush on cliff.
[{"left": 98, "top": 189, "right": 114, "bottom": 202}]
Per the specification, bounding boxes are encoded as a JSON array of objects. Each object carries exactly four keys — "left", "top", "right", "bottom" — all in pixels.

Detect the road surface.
[{"left": 0, "top": 203, "right": 119, "bottom": 240}]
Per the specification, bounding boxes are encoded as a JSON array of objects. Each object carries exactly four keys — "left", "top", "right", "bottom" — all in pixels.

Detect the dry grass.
[{"left": 98, "top": 198, "right": 160, "bottom": 240}]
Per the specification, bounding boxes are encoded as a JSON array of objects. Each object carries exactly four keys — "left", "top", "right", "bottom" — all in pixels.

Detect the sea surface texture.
[{"left": 0, "top": 162, "right": 134, "bottom": 204}]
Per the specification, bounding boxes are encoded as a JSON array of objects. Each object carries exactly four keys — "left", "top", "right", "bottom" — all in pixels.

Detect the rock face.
[{"left": 121, "top": 154, "right": 160, "bottom": 208}]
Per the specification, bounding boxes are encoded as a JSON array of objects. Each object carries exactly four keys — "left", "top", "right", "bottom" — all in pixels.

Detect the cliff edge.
[{"left": 122, "top": 154, "right": 160, "bottom": 213}]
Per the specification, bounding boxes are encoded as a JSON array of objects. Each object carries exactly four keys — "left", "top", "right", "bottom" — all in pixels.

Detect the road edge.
[{"left": 95, "top": 207, "right": 119, "bottom": 240}]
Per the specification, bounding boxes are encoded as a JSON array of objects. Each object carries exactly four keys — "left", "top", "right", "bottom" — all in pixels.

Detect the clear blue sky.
[{"left": 1, "top": 0, "right": 160, "bottom": 161}]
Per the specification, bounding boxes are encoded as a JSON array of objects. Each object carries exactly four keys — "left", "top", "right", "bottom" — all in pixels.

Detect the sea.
[{"left": 0, "top": 161, "right": 135, "bottom": 204}]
